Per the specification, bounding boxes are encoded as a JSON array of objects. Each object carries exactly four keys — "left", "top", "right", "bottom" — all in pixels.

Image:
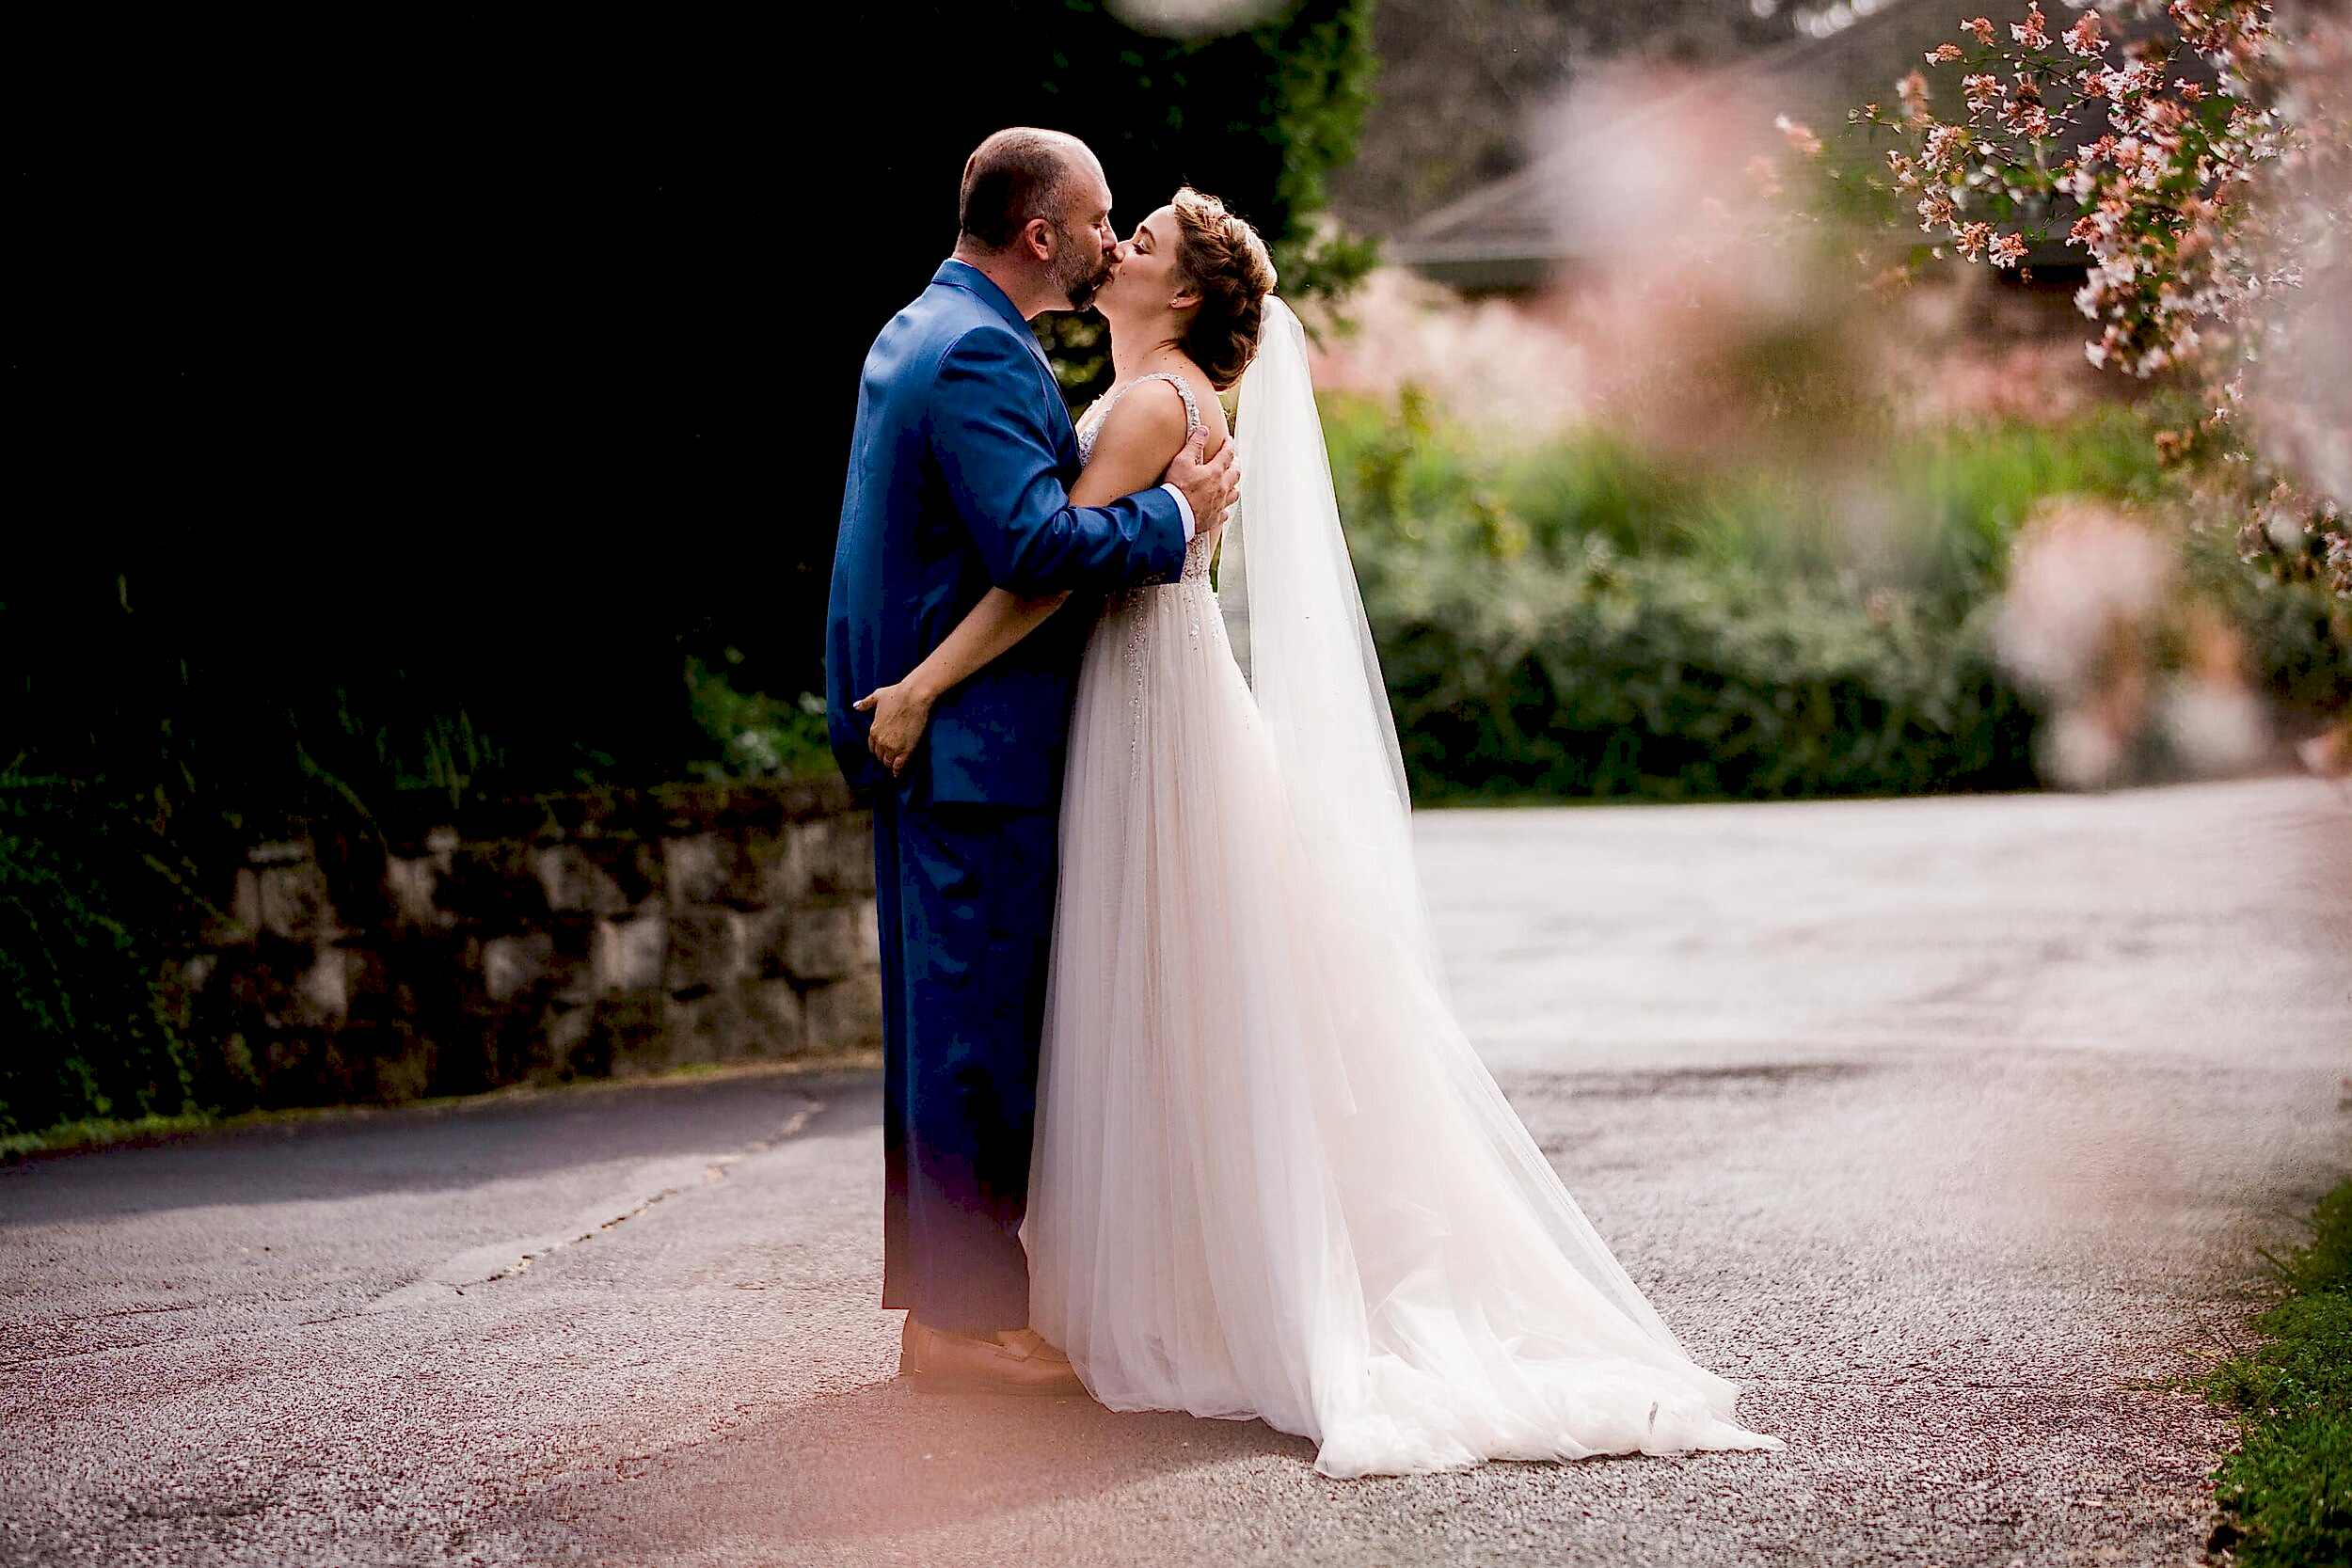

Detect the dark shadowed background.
[
  {"left": 8, "top": 3, "right": 1375, "bottom": 1138},
  {"left": 24, "top": 3, "right": 1372, "bottom": 790}
]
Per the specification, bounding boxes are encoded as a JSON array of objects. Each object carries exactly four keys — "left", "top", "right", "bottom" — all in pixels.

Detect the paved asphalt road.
[{"left": 5, "top": 773, "right": 2348, "bottom": 1568}]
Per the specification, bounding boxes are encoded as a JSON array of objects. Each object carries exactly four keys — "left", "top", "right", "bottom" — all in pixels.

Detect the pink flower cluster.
[
  {"left": 1825, "top": 1, "right": 2351, "bottom": 599},
  {"left": 1857, "top": 4, "right": 2290, "bottom": 378}
]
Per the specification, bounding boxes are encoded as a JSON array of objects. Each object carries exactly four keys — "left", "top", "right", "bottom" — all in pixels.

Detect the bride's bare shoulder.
[
  {"left": 1091, "top": 374, "right": 1184, "bottom": 438},
  {"left": 1088, "top": 377, "right": 1197, "bottom": 469},
  {"left": 1096, "top": 366, "right": 1229, "bottom": 459}
]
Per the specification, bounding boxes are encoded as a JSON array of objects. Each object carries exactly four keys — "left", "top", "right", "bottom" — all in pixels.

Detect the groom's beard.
[{"left": 1061, "top": 249, "right": 1116, "bottom": 312}]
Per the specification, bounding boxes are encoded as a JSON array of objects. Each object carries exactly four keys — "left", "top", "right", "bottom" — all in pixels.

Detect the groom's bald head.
[
  {"left": 954, "top": 127, "right": 1119, "bottom": 314},
  {"left": 958, "top": 128, "right": 1100, "bottom": 251}
]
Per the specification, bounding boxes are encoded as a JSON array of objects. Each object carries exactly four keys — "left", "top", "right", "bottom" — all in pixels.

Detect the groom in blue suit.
[{"left": 827, "top": 129, "right": 1238, "bottom": 1388}]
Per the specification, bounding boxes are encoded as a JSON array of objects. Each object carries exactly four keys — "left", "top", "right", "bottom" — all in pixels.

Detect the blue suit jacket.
[{"left": 826, "top": 260, "right": 1189, "bottom": 809}]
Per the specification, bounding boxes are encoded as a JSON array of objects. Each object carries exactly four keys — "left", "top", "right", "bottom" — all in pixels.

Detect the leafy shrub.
[
  {"left": 0, "top": 775, "right": 199, "bottom": 1139},
  {"left": 2183, "top": 529, "right": 2352, "bottom": 720},
  {"left": 682, "top": 653, "right": 834, "bottom": 782},
  {"left": 1319, "top": 394, "right": 2248, "bottom": 803},
  {"left": 1364, "top": 544, "right": 2038, "bottom": 801}
]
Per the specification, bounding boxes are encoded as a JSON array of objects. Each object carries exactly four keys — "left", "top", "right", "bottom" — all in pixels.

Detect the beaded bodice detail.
[{"left": 1076, "top": 372, "right": 1219, "bottom": 586}]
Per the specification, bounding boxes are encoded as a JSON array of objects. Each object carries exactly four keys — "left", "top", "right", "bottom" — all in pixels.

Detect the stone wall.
[{"left": 161, "top": 776, "right": 881, "bottom": 1110}]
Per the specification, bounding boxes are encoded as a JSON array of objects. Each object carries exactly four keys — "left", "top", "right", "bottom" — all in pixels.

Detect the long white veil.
[
  {"left": 1217, "top": 293, "right": 1702, "bottom": 1362},
  {"left": 1216, "top": 295, "right": 1447, "bottom": 1002}
]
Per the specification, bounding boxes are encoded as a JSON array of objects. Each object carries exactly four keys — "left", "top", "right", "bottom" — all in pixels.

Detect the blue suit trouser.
[{"left": 873, "top": 790, "right": 1061, "bottom": 1335}]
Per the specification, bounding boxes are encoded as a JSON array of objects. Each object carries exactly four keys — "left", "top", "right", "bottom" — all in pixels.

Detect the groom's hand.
[{"left": 1168, "top": 429, "right": 1240, "bottom": 531}]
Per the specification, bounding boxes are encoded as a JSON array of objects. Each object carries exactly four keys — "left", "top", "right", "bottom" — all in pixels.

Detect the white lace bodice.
[{"left": 1075, "top": 371, "right": 1219, "bottom": 585}]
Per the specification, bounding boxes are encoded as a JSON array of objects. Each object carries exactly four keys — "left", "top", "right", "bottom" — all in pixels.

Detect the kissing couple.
[{"left": 825, "top": 126, "right": 1783, "bottom": 1479}]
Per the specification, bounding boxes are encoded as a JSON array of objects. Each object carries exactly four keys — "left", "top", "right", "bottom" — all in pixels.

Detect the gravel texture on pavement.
[{"left": 5, "top": 772, "right": 2347, "bottom": 1567}]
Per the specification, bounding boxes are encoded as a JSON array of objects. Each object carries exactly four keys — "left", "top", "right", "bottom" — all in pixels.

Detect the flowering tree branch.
[{"left": 1795, "top": 0, "right": 2348, "bottom": 599}]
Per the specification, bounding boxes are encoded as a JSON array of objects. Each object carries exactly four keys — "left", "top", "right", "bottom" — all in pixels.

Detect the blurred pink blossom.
[
  {"left": 1303, "top": 268, "right": 1590, "bottom": 440},
  {"left": 1994, "top": 499, "right": 2175, "bottom": 699},
  {"left": 1994, "top": 499, "right": 2277, "bottom": 787}
]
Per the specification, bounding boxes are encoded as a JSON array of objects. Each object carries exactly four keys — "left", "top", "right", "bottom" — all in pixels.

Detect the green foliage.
[
  {"left": 1329, "top": 395, "right": 2170, "bottom": 583},
  {"left": 2204, "top": 1180, "right": 2352, "bottom": 1566},
  {"left": 1324, "top": 395, "right": 2187, "bottom": 801},
  {"left": 1361, "top": 542, "right": 2041, "bottom": 802},
  {"left": 1027, "top": 0, "right": 1381, "bottom": 394},
  {"left": 2183, "top": 528, "right": 2352, "bottom": 718},
  {"left": 1248, "top": 0, "right": 1382, "bottom": 305},
  {"left": 681, "top": 652, "right": 835, "bottom": 783},
  {"left": 0, "top": 773, "right": 199, "bottom": 1138}
]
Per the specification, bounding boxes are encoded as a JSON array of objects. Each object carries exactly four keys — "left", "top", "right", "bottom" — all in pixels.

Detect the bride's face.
[{"left": 1094, "top": 204, "right": 1199, "bottom": 325}]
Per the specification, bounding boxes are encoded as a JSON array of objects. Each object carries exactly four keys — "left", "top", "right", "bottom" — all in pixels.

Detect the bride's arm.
[
  {"left": 855, "top": 587, "right": 1069, "bottom": 773},
  {"left": 854, "top": 386, "right": 1195, "bottom": 776}
]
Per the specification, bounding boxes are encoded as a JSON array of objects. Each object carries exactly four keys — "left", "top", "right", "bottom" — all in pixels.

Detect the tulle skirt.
[{"left": 1021, "top": 560, "right": 1785, "bottom": 1478}]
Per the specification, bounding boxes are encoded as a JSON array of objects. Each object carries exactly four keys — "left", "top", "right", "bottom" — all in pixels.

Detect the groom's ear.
[{"left": 1019, "top": 215, "right": 1057, "bottom": 264}]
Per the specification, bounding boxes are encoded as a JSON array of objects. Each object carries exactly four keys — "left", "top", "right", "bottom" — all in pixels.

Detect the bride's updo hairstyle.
[{"left": 1169, "top": 186, "right": 1278, "bottom": 391}]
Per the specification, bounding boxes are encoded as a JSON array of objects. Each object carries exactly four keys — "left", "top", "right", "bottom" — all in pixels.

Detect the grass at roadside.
[
  {"left": 2204, "top": 1177, "right": 2352, "bottom": 1565},
  {"left": 0, "top": 1051, "right": 883, "bottom": 1165}
]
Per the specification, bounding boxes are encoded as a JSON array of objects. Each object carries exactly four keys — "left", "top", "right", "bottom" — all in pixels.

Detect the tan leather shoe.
[
  {"left": 993, "top": 1326, "right": 1073, "bottom": 1366},
  {"left": 898, "top": 1314, "right": 1086, "bottom": 1396}
]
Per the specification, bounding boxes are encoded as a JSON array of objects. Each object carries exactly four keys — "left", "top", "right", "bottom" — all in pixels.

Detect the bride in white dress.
[{"left": 852, "top": 186, "right": 1784, "bottom": 1479}]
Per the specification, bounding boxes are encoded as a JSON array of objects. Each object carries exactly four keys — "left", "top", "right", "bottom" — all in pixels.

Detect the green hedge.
[
  {"left": 1330, "top": 390, "right": 2352, "bottom": 805},
  {"left": 1363, "top": 546, "right": 2039, "bottom": 801},
  {"left": 1323, "top": 395, "right": 2188, "bottom": 802}
]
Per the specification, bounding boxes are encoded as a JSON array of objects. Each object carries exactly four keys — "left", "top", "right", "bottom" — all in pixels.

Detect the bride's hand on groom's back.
[
  {"left": 1168, "top": 428, "right": 1240, "bottom": 531},
  {"left": 854, "top": 682, "right": 932, "bottom": 776}
]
